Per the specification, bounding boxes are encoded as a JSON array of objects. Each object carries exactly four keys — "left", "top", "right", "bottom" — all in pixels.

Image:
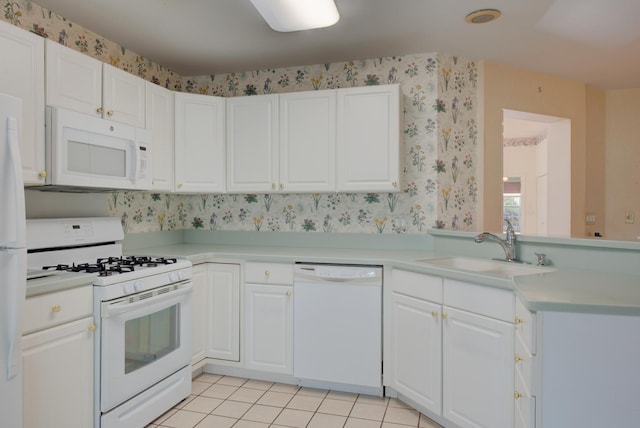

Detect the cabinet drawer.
[
  {"left": 390, "top": 269, "right": 442, "bottom": 303},
  {"left": 515, "top": 332, "right": 534, "bottom": 396},
  {"left": 515, "top": 297, "right": 536, "bottom": 353},
  {"left": 444, "top": 279, "right": 514, "bottom": 322},
  {"left": 245, "top": 262, "right": 293, "bottom": 285},
  {"left": 23, "top": 285, "right": 93, "bottom": 335}
]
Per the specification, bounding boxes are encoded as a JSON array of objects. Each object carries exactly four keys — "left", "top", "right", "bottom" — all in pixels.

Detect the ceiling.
[{"left": 34, "top": 0, "right": 640, "bottom": 90}]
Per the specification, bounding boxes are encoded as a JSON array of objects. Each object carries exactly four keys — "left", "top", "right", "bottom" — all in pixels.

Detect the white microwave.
[{"left": 44, "top": 106, "right": 152, "bottom": 191}]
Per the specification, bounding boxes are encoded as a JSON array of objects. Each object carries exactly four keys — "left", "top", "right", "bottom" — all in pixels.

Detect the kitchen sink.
[{"left": 415, "top": 257, "right": 554, "bottom": 278}]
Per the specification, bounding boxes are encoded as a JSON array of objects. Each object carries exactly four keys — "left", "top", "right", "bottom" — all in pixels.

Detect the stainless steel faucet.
[{"left": 474, "top": 219, "right": 517, "bottom": 262}]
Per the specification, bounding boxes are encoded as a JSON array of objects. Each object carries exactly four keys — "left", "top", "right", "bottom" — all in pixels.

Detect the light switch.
[{"left": 625, "top": 210, "right": 634, "bottom": 224}]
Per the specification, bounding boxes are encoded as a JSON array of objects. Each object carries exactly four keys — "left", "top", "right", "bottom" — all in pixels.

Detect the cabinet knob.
[
  {"left": 514, "top": 317, "right": 523, "bottom": 325},
  {"left": 264, "top": 270, "right": 271, "bottom": 278},
  {"left": 97, "top": 107, "right": 104, "bottom": 114},
  {"left": 286, "top": 290, "right": 292, "bottom": 297},
  {"left": 279, "top": 183, "right": 284, "bottom": 190},
  {"left": 441, "top": 313, "right": 448, "bottom": 320},
  {"left": 51, "top": 304, "right": 61, "bottom": 313},
  {"left": 392, "top": 181, "right": 398, "bottom": 187},
  {"left": 272, "top": 183, "right": 276, "bottom": 190},
  {"left": 514, "top": 354, "right": 523, "bottom": 363},
  {"left": 107, "top": 110, "right": 114, "bottom": 117},
  {"left": 38, "top": 170, "right": 47, "bottom": 178},
  {"left": 177, "top": 182, "right": 183, "bottom": 188},
  {"left": 431, "top": 311, "right": 438, "bottom": 318},
  {"left": 514, "top": 391, "right": 522, "bottom": 400},
  {"left": 88, "top": 324, "right": 96, "bottom": 332}
]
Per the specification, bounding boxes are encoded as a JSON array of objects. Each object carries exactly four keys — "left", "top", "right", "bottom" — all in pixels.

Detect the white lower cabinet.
[
  {"left": 442, "top": 306, "right": 514, "bottom": 428},
  {"left": 22, "top": 285, "right": 95, "bottom": 428},
  {"left": 191, "top": 264, "right": 208, "bottom": 365},
  {"left": 385, "top": 270, "right": 517, "bottom": 428},
  {"left": 206, "top": 263, "right": 241, "bottom": 362},
  {"left": 388, "top": 291, "right": 442, "bottom": 414},
  {"left": 244, "top": 262, "right": 294, "bottom": 374},
  {"left": 245, "top": 283, "right": 293, "bottom": 374}
]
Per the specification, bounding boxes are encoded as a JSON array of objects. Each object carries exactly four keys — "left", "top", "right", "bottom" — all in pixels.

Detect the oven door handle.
[{"left": 101, "top": 282, "right": 192, "bottom": 318}]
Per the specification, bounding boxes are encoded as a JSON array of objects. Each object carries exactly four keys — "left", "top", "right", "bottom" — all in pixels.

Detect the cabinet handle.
[
  {"left": 515, "top": 354, "right": 523, "bottom": 363},
  {"left": 286, "top": 290, "right": 292, "bottom": 297},
  {"left": 97, "top": 107, "right": 104, "bottom": 114},
  {"left": 441, "top": 313, "right": 448, "bottom": 320},
  {"left": 51, "top": 305, "right": 61, "bottom": 313},
  {"left": 515, "top": 317, "right": 523, "bottom": 325},
  {"left": 514, "top": 391, "right": 522, "bottom": 400},
  {"left": 38, "top": 170, "right": 47, "bottom": 178},
  {"left": 431, "top": 311, "right": 438, "bottom": 318},
  {"left": 88, "top": 324, "right": 96, "bottom": 332},
  {"left": 107, "top": 110, "right": 114, "bottom": 117}
]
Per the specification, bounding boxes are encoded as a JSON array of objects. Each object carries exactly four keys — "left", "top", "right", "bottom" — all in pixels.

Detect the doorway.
[{"left": 502, "top": 110, "right": 571, "bottom": 236}]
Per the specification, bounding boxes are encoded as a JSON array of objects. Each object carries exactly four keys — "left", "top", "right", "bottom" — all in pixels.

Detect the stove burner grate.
[{"left": 42, "top": 256, "right": 178, "bottom": 275}]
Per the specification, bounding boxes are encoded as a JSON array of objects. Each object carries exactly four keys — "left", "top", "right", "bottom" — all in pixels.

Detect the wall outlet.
[
  {"left": 585, "top": 214, "right": 596, "bottom": 225},
  {"left": 625, "top": 210, "right": 634, "bottom": 224}
]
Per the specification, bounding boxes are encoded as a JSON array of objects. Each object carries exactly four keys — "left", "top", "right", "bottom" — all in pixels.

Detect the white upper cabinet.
[
  {"left": 226, "top": 95, "right": 279, "bottom": 193},
  {"left": 45, "top": 40, "right": 146, "bottom": 127},
  {"left": 174, "top": 92, "right": 225, "bottom": 193},
  {"left": 279, "top": 90, "right": 336, "bottom": 193},
  {"left": 102, "top": 63, "right": 146, "bottom": 127},
  {"left": 0, "top": 20, "right": 45, "bottom": 185},
  {"left": 145, "top": 82, "right": 174, "bottom": 192},
  {"left": 337, "top": 84, "right": 401, "bottom": 192}
]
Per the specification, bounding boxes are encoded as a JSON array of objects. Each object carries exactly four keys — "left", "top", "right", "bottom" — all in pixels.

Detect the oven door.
[{"left": 99, "top": 280, "right": 192, "bottom": 413}]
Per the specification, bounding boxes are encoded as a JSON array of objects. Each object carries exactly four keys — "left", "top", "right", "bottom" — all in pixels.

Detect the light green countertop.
[{"left": 128, "top": 243, "right": 640, "bottom": 316}]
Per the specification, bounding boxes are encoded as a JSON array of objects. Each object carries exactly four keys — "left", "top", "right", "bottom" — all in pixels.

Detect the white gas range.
[{"left": 26, "top": 217, "right": 193, "bottom": 428}]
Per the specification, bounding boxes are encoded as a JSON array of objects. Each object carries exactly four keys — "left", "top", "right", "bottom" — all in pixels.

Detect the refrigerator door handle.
[{"left": 5, "top": 116, "right": 26, "bottom": 247}]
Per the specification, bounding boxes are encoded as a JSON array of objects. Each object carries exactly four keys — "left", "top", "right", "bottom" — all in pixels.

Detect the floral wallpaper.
[{"left": 3, "top": 1, "right": 479, "bottom": 235}]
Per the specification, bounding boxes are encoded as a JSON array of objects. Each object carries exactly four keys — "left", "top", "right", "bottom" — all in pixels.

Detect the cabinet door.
[
  {"left": 279, "top": 90, "right": 336, "bottom": 193},
  {"left": 102, "top": 63, "right": 146, "bottom": 127},
  {"left": 0, "top": 21, "right": 45, "bottom": 184},
  {"left": 22, "top": 316, "right": 94, "bottom": 428},
  {"left": 337, "top": 84, "right": 401, "bottom": 192},
  {"left": 206, "top": 264, "right": 240, "bottom": 361},
  {"left": 245, "top": 283, "right": 293, "bottom": 374},
  {"left": 387, "top": 292, "right": 442, "bottom": 415},
  {"left": 226, "top": 95, "right": 279, "bottom": 193},
  {"left": 174, "top": 92, "right": 225, "bottom": 193},
  {"left": 45, "top": 39, "right": 102, "bottom": 117},
  {"left": 191, "top": 264, "right": 207, "bottom": 365},
  {"left": 442, "top": 306, "right": 514, "bottom": 428},
  {"left": 145, "top": 82, "right": 175, "bottom": 191}
]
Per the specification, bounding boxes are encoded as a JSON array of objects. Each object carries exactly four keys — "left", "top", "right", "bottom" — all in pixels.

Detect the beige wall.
[
  {"left": 605, "top": 89, "right": 640, "bottom": 241},
  {"left": 585, "top": 87, "right": 606, "bottom": 237},
  {"left": 481, "top": 61, "right": 587, "bottom": 236}
]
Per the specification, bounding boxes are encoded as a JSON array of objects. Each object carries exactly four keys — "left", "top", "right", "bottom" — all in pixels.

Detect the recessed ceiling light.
[{"left": 465, "top": 9, "right": 501, "bottom": 24}]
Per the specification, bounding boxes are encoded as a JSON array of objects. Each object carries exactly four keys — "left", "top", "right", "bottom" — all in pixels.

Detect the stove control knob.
[
  {"left": 134, "top": 281, "right": 144, "bottom": 292},
  {"left": 123, "top": 282, "right": 136, "bottom": 295},
  {"left": 169, "top": 272, "right": 179, "bottom": 283}
]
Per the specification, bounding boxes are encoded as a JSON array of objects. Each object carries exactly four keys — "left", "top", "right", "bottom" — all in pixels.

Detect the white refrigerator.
[{"left": 0, "top": 93, "right": 26, "bottom": 427}]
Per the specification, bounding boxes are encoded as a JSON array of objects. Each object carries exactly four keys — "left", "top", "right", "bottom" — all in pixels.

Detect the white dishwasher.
[{"left": 293, "top": 263, "right": 383, "bottom": 395}]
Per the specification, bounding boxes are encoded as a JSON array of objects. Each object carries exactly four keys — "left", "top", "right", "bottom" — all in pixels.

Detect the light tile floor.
[{"left": 147, "top": 373, "right": 444, "bottom": 428}]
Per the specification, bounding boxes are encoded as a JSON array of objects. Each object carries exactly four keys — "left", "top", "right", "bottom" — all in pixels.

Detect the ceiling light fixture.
[
  {"left": 250, "top": 0, "right": 340, "bottom": 32},
  {"left": 465, "top": 9, "right": 501, "bottom": 24}
]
